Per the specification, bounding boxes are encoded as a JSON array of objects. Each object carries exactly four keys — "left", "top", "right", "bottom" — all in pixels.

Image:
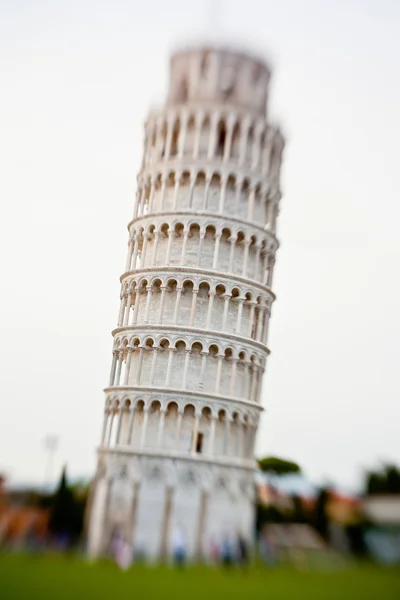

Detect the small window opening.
[
  {"left": 216, "top": 122, "right": 226, "bottom": 156},
  {"left": 195, "top": 432, "right": 204, "bottom": 453}
]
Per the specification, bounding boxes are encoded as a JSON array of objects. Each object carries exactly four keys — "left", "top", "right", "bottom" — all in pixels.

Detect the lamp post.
[{"left": 43, "top": 435, "right": 59, "bottom": 492}]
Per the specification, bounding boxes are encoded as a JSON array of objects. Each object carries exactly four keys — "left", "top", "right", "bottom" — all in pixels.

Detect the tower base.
[{"left": 87, "top": 450, "right": 256, "bottom": 562}]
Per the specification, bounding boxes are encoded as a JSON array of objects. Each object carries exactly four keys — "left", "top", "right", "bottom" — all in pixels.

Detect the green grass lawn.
[{"left": 0, "top": 553, "right": 399, "bottom": 600}]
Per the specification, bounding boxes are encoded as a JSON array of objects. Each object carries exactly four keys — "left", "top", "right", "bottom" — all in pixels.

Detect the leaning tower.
[{"left": 87, "top": 46, "right": 284, "bottom": 561}]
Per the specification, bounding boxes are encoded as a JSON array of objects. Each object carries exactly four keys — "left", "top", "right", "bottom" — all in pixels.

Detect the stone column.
[
  {"left": 203, "top": 175, "right": 211, "bottom": 210},
  {"left": 157, "top": 409, "right": 166, "bottom": 447},
  {"left": 208, "top": 416, "right": 216, "bottom": 455},
  {"left": 115, "top": 351, "right": 123, "bottom": 386},
  {"left": 262, "top": 308, "right": 271, "bottom": 343},
  {"left": 158, "top": 286, "right": 167, "bottom": 323},
  {"left": 173, "top": 286, "right": 183, "bottom": 324},
  {"left": 144, "top": 286, "right": 153, "bottom": 324},
  {"left": 206, "top": 292, "right": 214, "bottom": 329},
  {"left": 253, "top": 243, "right": 261, "bottom": 280},
  {"left": 123, "top": 293, "right": 132, "bottom": 327},
  {"left": 198, "top": 351, "right": 208, "bottom": 390},
  {"left": 172, "top": 173, "right": 181, "bottom": 210},
  {"left": 178, "top": 114, "right": 188, "bottom": 158},
  {"left": 235, "top": 297, "right": 245, "bottom": 334},
  {"left": 136, "top": 346, "right": 144, "bottom": 384},
  {"left": 141, "top": 233, "right": 149, "bottom": 267},
  {"left": 248, "top": 301, "right": 256, "bottom": 338},
  {"left": 191, "top": 413, "right": 200, "bottom": 454},
  {"left": 107, "top": 413, "right": 115, "bottom": 446},
  {"left": 175, "top": 410, "right": 183, "bottom": 450},
  {"left": 117, "top": 295, "right": 126, "bottom": 327},
  {"left": 128, "top": 405, "right": 135, "bottom": 444},
  {"left": 237, "top": 419, "right": 244, "bottom": 458},
  {"left": 229, "top": 358, "right": 237, "bottom": 395},
  {"left": 207, "top": 113, "right": 219, "bottom": 159},
  {"left": 149, "top": 347, "right": 158, "bottom": 385},
  {"left": 252, "top": 124, "right": 264, "bottom": 169},
  {"left": 138, "top": 183, "right": 147, "bottom": 216},
  {"left": 189, "top": 287, "right": 198, "bottom": 327},
  {"left": 160, "top": 175, "right": 167, "bottom": 209},
  {"left": 256, "top": 307, "right": 265, "bottom": 342},
  {"left": 164, "top": 116, "right": 174, "bottom": 160},
  {"left": 125, "top": 240, "right": 133, "bottom": 273},
  {"left": 115, "top": 405, "right": 124, "bottom": 444},
  {"left": 123, "top": 348, "right": 133, "bottom": 385},
  {"left": 132, "top": 289, "right": 141, "bottom": 325},
  {"left": 165, "top": 230, "right": 174, "bottom": 264},
  {"left": 212, "top": 232, "right": 221, "bottom": 269},
  {"left": 250, "top": 364, "right": 258, "bottom": 402},
  {"left": 228, "top": 235, "right": 236, "bottom": 272},
  {"left": 242, "top": 240, "right": 250, "bottom": 277},
  {"left": 221, "top": 293, "right": 231, "bottom": 330},
  {"left": 193, "top": 114, "right": 203, "bottom": 159},
  {"left": 234, "top": 178, "right": 243, "bottom": 214},
  {"left": 148, "top": 179, "right": 156, "bottom": 213},
  {"left": 196, "top": 230, "right": 205, "bottom": 267},
  {"left": 133, "top": 189, "right": 140, "bottom": 219},
  {"left": 109, "top": 351, "right": 118, "bottom": 386},
  {"left": 224, "top": 416, "right": 231, "bottom": 455},
  {"left": 267, "top": 258, "right": 275, "bottom": 287},
  {"left": 247, "top": 186, "right": 256, "bottom": 221},
  {"left": 182, "top": 349, "right": 191, "bottom": 389},
  {"left": 101, "top": 411, "right": 109, "bottom": 445},
  {"left": 214, "top": 353, "right": 223, "bottom": 393},
  {"left": 180, "top": 229, "right": 189, "bottom": 265},
  {"left": 188, "top": 173, "right": 196, "bottom": 209},
  {"left": 239, "top": 118, "right": 250, "bottom": 166},
  {"left": 131, "top": 235, "right": 140, "bottom": 270},
  {"left": 218, "top": 177, "right": 227, "bottom": 213},
  {"left": 165, "top": 347, "right": 175, "bottom": 386},
  {"left": 152, "top": 230, "right": 160, "bottom": 265},
  {"left": 223, "top": 118, "right": 235, "bottom": 161},
  {"left": 195, "top": 490, "right": 208, "bottom": 561},
  {"left": 140, "top": 408, "right": 149, "bottom": 448}
]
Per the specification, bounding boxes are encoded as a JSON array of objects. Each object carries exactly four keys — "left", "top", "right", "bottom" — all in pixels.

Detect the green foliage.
[
  {"left": 366, "top": 464, "right": 400, "bottom": 495},
  {"left": 258, "top": 456, "right": 301, "bottom": 476},
  {"left": 314, "top": 487, "right": 330, "bottom": 542},
  {"left": 49, "top": 466, "right": 87, "bottom": 543},
  {"left": 1, "top": 554, "right": 399, "bottom": 600},
  {"left": 255, "top": 503, "right": 285, "bottom": 531}
]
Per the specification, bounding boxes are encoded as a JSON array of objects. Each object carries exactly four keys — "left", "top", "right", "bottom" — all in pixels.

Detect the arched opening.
[
  {"left": 199, "top": 116, "right": 210, "bottom": 157},
  {"left": 184, "top": 116, "right": 196, "bottom": 157},
  {"left": 179, "top": 279, "right": 194, "bottom": 326},
  {"left": 195, "top": 281, "right": 211, "bottom": 329},
  {"left": 231, "top": 122, "right": 240, "bottom": 159},
  {"left": 193, "top": 171, "right": 206, "bottom": 210},
  {"left": 186, "top": 223, "right": 200, "bottom": 266},
  {"left": 208, "top": 173, "right": 221, "bottom": 212},
  {"left": 170, "top": 119, "right": 180, "bottom": 156},
  {"left": 179, "top": 77, "right": 188, "bottom": 102}
]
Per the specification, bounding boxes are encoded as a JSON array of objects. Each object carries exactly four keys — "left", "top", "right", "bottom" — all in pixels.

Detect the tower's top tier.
[{"left": 167, "top": 46, "right": 270, "bottom": 116}]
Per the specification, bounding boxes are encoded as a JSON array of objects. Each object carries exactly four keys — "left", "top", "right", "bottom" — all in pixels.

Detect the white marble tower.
[{"left": 87, "top": 46, "right": 284, "bottom": 561}]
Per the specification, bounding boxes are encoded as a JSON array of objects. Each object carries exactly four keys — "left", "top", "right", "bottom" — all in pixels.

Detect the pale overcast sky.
[{"left": 1, "top": 0, "right": 399, "bottom": 491}]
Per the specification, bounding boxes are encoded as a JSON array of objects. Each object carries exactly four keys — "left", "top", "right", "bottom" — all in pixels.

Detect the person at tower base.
[
  {"left": 173, "top": 526, "right": 186, "bottom": 567},
  {"left": 237, "top": 534, "right": 249, "bottom": 568}
]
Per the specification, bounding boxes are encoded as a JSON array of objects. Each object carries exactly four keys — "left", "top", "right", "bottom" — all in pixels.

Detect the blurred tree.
[
  {"left": 258, "top": 456, "right": 301, "bottom": 476},
  {"left": 49, "top": 466, "right": 85, "bottom": 544},
  {"left": 314, "top": 487, "right": 331, "bottom": 542},
  {"left": 366, "top": 464, "right": 400, "bottom": 495},
  {"left": 292, "top": 494, "right": 308, "bottom": 524}
]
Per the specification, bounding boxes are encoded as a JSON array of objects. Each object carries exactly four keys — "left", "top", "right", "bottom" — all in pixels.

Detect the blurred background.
[{"left": 0, "top": 0, "right": 400, "bottom": 572}]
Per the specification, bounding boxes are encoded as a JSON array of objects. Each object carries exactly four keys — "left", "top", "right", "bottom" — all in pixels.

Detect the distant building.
[{"left": 0, "top": 476, "right": 49, "bottom": 547}]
